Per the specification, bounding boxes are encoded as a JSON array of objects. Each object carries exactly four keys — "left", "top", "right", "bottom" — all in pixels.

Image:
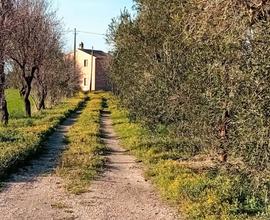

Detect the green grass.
[
  {"left": 107, "top": 94, "right": 270, "bottom": 220},
  {"left": 57, "top": 92, "right": 107, "bottom": 194},
  {"left": 5, "top": 89, "right": 36, "bottom": 118},
  {"left": 0, "top": 92, "right": 86, "bottom": 180}
]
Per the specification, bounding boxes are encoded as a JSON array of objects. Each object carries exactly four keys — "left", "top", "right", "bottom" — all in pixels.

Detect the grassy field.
[
  {"left": 5, "top": 89, "right": 36, "bottom": 118},
  {"left": 107, "top": 95, "right": 269, "bottom": 220},
  {"left": 0, "top": 92, "right": 86, "bottom": 180},
  {"left": 57, "top": 92, "right": 107, "bottom": 194}
]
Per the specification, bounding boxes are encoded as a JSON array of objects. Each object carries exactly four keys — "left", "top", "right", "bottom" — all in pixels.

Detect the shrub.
[{"left": 108, "top": 94, "right": 270, "bottom": 220}]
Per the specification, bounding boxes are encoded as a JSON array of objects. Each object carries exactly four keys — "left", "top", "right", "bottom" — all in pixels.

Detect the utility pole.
[
  {"left": 90, "top": 46, "right": 94, "bottom": 92},
  {"left": 73, "top": 28, "right": 77, "bottom": 70}
]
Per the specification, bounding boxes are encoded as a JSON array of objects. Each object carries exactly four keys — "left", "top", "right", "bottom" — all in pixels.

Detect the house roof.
[{"left": 78, "top": 49, "right": 108, "bottom": 57}]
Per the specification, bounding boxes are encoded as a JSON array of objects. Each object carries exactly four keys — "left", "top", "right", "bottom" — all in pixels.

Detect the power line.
[
  {"left": 64, "top": 29, "right": 105, "bottom": 36},
  {"left": 77, "top": 30, "right": 106, "bottom": 36}
]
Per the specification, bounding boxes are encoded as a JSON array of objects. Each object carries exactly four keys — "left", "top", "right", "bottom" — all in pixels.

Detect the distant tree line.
[
  {"left": 107, "top": 0, "right": 270, "bottom": 170},
  {"left": 0, "top": 0, "right": 80, "bottom": 123}
]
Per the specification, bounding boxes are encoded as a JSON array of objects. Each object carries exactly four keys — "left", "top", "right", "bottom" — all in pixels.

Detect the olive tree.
[{"left": 9, "top": 0, "right": 59, "bottom": 117}]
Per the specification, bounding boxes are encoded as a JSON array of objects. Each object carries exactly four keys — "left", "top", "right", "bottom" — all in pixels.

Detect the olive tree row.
[
  {"left": 1, "top": 0, "right": 80, "bottom": 123},
  {"left": 9, "top": 0, "right": 61, "bottom": 117},
  {"left": 107, "top": 0, "right": 270, "bottom": 170}
]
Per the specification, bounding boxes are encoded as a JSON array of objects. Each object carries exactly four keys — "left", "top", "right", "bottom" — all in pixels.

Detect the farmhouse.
[{"left": 69, "top": 43, "right": 111, "bottom": 92}]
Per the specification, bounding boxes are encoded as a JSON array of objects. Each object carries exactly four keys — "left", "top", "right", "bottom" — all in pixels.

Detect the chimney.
[{"left": 79, "top": 42, "right": 84, "bottom": 49}]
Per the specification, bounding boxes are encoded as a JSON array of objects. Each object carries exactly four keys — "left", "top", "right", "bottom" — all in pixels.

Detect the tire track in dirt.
[
  {"left": 0, "top": 105, "right": 179, "bottom": 220},
  {"left": 77, "top": 109, "right": 179, "bottom": 220},
  {"left": 0, "top": 109, "right": 85, "bottom": 220}
]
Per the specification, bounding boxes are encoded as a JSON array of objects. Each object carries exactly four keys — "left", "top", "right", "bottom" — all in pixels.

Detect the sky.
[{"left": 54, "top": 0, "right": 134, "bottom": 52}]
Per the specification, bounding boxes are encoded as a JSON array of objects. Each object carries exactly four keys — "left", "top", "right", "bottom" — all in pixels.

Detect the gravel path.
[{"left": 0, "top": 109, "right": 179, "bottom": 220}]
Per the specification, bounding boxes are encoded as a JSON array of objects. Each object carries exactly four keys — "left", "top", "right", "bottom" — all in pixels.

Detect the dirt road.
[{"left": 0, "top": 110, "right": 179, "bottom": 220}]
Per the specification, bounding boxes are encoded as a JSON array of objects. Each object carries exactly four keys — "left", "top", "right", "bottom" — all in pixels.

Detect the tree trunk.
[
  {"left": 38, "top": 90, "right": 46, "bottom": 110},
  {"left": 218, "top": 113, "right": 229, "bottom": 163},
  {"left": 24, "top": 87, "right": 31, "bottom": 117},
  {"left": 218, "top": 65, "right": 230, "bottom": 163},
  {"left": 23, "top": 76, "right": 33, "bottom": 117},
  {"left": 38, "top": 98, "right": 45, "bottom": 110},
  {"left": 0, "top": 53, "right": 9, "bottom": 125},
  {"left": 20, "top": 65, "right": 37, "bottom": 117}
]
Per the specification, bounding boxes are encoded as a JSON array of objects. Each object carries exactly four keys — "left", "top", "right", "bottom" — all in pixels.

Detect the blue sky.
[{"left": 54, "top": 0, "right": 134, "bottom": 52}]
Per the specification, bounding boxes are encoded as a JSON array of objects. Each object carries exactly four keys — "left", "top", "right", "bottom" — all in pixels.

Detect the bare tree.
[
  {"left": 9, "top": 0, "right": 57, "bottom": 117},
  {"left": 32, "top": 44, "right": 81, "bottom": 110},
  {"left": 33, "top": 17, "right": 62, "bottom": 110},
  {"left": 44, "top": 56, "right": 81, "bottom": 106},
  {"left": 0, "top": 0, "right": 14, "bottom": 124}
]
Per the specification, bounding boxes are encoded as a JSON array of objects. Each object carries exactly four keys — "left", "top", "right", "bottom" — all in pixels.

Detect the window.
[
  {"left": 84, "top": 78, "right": 87, "bottom": 86},
  {"left": 84, "top": 59, "right": 88, "bottom": 67}
]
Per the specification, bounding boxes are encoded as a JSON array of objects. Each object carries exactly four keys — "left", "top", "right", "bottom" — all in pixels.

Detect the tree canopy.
[{"left": 107, "top": 0, "right": 270, "bottom": 170}]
